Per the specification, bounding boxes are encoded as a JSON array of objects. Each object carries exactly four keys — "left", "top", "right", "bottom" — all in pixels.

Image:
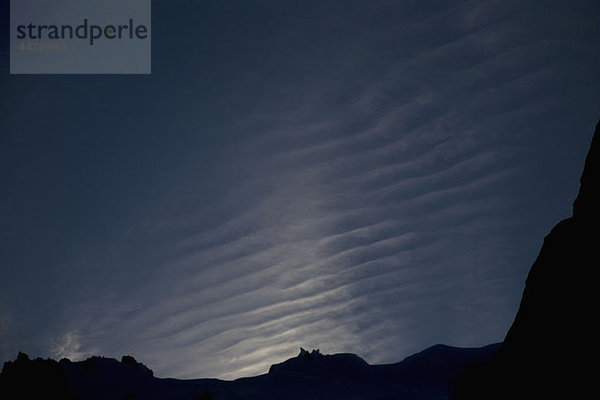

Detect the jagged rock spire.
[{"left": 299, "top": 348, "right": 321, "bottom": 359}]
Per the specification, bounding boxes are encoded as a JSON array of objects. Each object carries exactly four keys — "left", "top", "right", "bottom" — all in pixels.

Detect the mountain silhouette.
[
  {"left": 454, "top": 120, "right": 600, "bottom": 399},
  {"left": 0, "top": 345, "right": 498, "bottom": 399}
]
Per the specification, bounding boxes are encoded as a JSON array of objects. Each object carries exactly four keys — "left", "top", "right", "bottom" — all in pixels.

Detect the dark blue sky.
[{"left": 1, "top": 0, "right": 599, "bottom": 379}]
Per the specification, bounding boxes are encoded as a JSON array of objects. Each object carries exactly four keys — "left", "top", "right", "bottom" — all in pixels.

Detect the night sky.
[{"left": 1, "top": 0, "right": 599, "bottom": 380}]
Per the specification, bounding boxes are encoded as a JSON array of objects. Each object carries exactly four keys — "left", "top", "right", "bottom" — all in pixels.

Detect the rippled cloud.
[{"left": 1, "top": 0, "right": 599, "bottom": 380}]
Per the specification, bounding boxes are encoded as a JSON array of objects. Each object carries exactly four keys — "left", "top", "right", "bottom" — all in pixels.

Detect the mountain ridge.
[{"left": 1, "top": 344, "right": 500, "bottom": 399}]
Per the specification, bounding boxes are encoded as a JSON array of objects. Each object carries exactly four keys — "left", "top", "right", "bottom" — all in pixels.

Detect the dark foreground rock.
[{"left": 454, "top": 120, "right": 600, "bottom": 399}]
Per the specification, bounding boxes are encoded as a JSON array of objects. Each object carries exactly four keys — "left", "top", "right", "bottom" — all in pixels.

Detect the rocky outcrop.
[
  {"left": 0, "top": 353, "right": 159, "bottom": 400},
  {"left": 267, "top": 348, "right": 369, "bottom": 376},
  {"left": 121, "top": 355, "right": 154, "bottom": 377},
  {"left": 0, "top": 352, "right": 71, "bottom": 399}
]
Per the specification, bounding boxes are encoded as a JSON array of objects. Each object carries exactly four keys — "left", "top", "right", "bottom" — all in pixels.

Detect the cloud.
[
  {"left": 51, "top": 331, "right": 92, "bottom": 361},
  {"left": 2, "top": 0, "right": 598, "bottom": 382}
]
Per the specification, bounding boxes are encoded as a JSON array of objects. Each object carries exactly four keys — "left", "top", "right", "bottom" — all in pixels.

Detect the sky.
[{"left": 1, "top": 0, "right": 599, "bottom": 380}]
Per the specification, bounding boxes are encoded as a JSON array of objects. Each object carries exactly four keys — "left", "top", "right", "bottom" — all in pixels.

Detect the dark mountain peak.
[
  {"left": 573, "top": 120, "right": 600, "bottom": 220},
  {"left": 390, "top": 344, "right": 501, "bottom": 388},
  {"left": 455, "top": 119, "right": 600, "bottom": 400},
  {"left": 16, "top": 351, "right": 30, "bottom": 362},
  {"left": 267, "top": 348, "right": 369, "bottom": 376},
  {"left": 121, "top": 355, "right": 154, "bottom": 376},
  {"left": 400, "top": 343, "right": 499, "bottom": 366}
]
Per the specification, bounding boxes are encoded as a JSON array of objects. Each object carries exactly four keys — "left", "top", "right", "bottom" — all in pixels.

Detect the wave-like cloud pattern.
[{"left": 1, "top": 0, "right": 599, "bottom": 382}]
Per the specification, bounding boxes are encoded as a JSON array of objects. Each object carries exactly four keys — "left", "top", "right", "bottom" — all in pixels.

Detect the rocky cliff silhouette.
[{"left": 454, "top": 120, "right": 600, "bottom": 399}]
